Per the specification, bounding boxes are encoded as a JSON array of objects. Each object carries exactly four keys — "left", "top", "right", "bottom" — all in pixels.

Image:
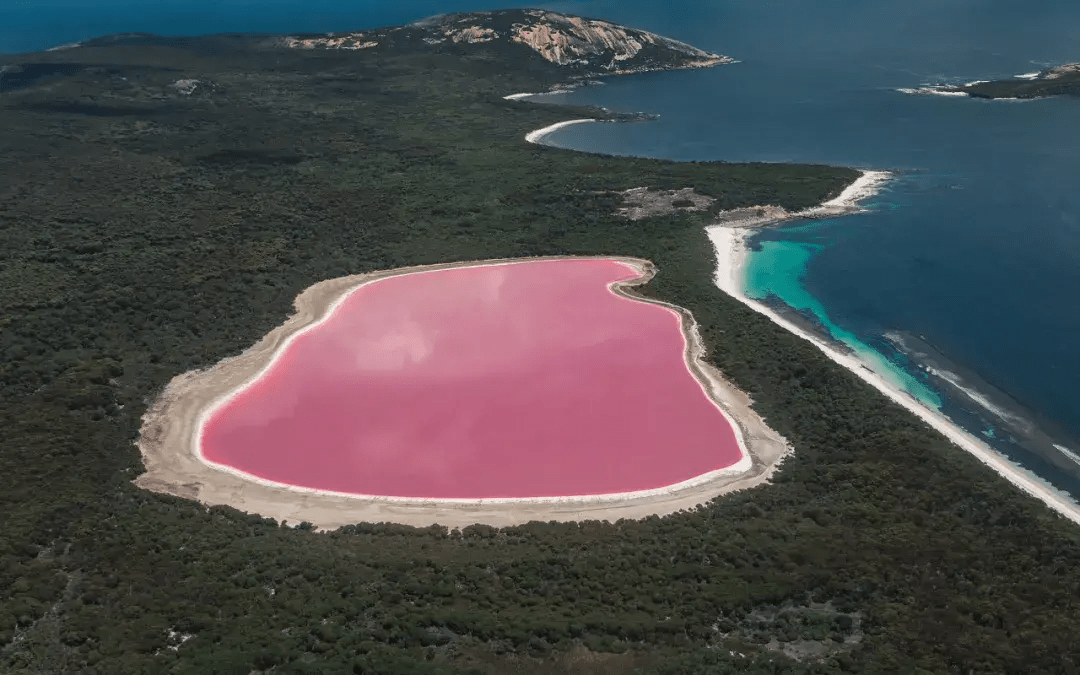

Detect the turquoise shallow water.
[
  {"left": 744, "top": 234, "right": 943, "bottom": 409},
  {"left": 531, "top": 0, "right": 1080, "bottom": 498}
]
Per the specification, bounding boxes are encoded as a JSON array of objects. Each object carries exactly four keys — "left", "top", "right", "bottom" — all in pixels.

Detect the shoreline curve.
[
  {"left": 524, "top": 119, "right": 599, "bottom": 145},
  {"left": 707, "top": 172, "right": 1080, "bottom": 527},
  {"left": 135, "top": 256, "right": 791, "bottom": 529}
]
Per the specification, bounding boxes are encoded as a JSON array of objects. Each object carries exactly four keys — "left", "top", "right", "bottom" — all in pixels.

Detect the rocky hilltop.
[
  {"left": 0, "top": 10, "right": 730, "bottom": 97},
  {"left": 1040, "top": 63, "right": 1080, "bottom": 80},
  {"left": 278, "top": 9, "right": 732, "bottom": 79},
  {"left": 950, "top": 62, "right": 1080, "bottom": 99}
]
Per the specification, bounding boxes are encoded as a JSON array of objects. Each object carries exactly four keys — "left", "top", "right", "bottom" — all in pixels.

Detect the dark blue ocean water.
[
  {"left": 527, "top": 0, "right": 1080, "bottom": 498},
  {"left": 0, "top": 0, "right": 552, "bottom": 55},
  {"left": 6, "top": 1, "right": 1080, "bottom": 497}
]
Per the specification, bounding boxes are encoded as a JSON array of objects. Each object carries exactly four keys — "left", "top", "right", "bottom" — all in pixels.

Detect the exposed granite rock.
[
  {"left": 281, "top": 36, "right": 378, "bottom": 50},
  {"left": 1043, "top": 63, "right": 1080, "bottom": 80},
  {"left": 275, "top": 9, "right": 732, "bottom": 79},
  {"left": 446, "top": 26, "right": 498, "bottom": 44},
  {"left": 500, "top": 10, "right": 724, "bottom": 70},
  {"left": 168, "top": 79, "right": 201, "bottom": 95},
  {"left": 3, "top": 11, "right": 730, "bottom": 95}
]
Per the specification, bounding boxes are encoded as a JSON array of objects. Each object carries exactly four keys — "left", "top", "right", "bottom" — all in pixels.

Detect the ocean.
[
  {"left": 6, "top": 1, "right": 1080, "bottom": 500},
  {"left": 0, "top": 0, "right": 543, "bottom": 55},
  {"left": 528, "top": 0, "right": 1080, "bottom": 502}
]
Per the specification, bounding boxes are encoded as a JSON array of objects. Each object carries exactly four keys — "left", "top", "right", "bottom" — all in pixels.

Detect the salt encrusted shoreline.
[
  {"left": 136, "top": 256, "right": 791, "bottom": 530},
  {"left": 705, "top": 172, "right": 1080, "bottom": 527}
]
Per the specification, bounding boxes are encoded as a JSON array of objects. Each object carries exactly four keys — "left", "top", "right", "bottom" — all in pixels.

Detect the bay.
[{"left": 536, "top": 0, "right": 1080, "bottom": 498}]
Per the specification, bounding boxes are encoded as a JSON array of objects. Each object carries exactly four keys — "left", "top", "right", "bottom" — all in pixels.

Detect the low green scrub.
[{"left": 1, "top": 36, "right": 1078, "bottom": 675}]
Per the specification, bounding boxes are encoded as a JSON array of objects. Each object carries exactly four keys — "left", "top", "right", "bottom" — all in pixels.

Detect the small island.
[{"left": 950, "top": 63, "right": 1080, "bottom": 99}]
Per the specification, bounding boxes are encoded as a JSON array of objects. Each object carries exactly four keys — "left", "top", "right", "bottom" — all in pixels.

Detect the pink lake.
[{"left": 200, "top": 259, "right": 744, "bottom": 499}]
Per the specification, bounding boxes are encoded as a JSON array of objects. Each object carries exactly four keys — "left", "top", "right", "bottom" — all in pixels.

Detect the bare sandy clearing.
[{"left": 614, "top": 186, "right": 716, "bottom": 221}]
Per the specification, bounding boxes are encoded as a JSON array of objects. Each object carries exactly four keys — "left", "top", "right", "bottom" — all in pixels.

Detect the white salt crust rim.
[{"left": 192, "top": 257, "right": 756, "bottom": 505}]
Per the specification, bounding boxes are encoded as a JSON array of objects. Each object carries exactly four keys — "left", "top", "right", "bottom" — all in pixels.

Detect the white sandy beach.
[
  {"left": 508, "top": 89, "right": 623, "bottom": 146},
  {"left": 503, "top": 91, "right": 576, "bottom": 100},
  {"left": 510, "top": 110, "right": 1080, "bottom": 526},
  {"left": 706, "top": 172, "right": 1080, "bottom": 527},
  {"left": 524, "top": 119, "right": 599, "bottom": 145},
  {"left": 707, "top": 170, "right": 891, "bottom": 230}
]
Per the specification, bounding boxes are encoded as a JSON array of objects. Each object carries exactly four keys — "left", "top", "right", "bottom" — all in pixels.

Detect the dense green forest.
[{"left": 2, "top": 28, "right": 1080, "bottom": 675}]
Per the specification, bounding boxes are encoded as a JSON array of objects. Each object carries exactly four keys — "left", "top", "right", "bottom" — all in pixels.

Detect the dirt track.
[{"left": 135, "top": 256, "right": 790, "bottom": 530}]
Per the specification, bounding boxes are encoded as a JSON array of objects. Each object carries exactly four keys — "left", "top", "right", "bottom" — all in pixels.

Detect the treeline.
[{"left": 1, "top": 35, "right": 1079, "bottom": 675}]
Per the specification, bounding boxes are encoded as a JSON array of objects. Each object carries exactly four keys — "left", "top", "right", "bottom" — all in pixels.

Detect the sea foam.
[
  {"left": 1055, "top": 444, "right": 1080, "bottom": 466},
  {"left": 897, "top": 87, "right": 969, "bottom": 97}
]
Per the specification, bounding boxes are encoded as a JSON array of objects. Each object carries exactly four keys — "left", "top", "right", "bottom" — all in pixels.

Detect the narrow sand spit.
[
  {"left": 524, "top": 119, "right": 599, "bottom": 144},
  {"left": 136, "top": 256, "right": 790, "bottom": 530},
  {"left": 707, "top": 172, "right": 1080, "bottom": 527}
]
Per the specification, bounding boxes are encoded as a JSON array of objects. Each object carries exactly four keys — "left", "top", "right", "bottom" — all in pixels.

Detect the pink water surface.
[{"left": 200, "top": 259, "right": 744, "bottom": 498}]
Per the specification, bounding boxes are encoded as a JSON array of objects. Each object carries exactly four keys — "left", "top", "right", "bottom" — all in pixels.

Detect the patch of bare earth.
[
  {"left": 613, "top": 186, "right": 716, "bottom": 220},
  {"left": 723, "top": 601, "right": 864, "bottom": 663}
]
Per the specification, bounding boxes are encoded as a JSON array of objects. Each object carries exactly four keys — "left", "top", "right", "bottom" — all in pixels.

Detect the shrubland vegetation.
[
  {"left": 960, "top": 69, "right": 1080, "bottom": 99},
  {"left": 2, "top": 30, "right": 1080, "bottom": 674}
]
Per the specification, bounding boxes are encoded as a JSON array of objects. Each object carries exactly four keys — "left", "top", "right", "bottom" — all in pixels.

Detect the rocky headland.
[
  {"left": 276, "top": 9, "right": 732, "bottom": 80},
  {"left": 950, "top": 63, "right": 1080, "bottom": 99}
]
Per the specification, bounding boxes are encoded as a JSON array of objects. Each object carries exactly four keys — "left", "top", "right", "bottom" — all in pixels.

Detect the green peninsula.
[
  {"left": 953, "top": 63, "right": 1080, "bottom": 98},
  {"left": 2, "top": 10, "right": 1080, "bottom": 675}
]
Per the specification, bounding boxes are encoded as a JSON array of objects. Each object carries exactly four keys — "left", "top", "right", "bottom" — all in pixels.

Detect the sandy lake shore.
[{"left": 136, "top": 256, "right": 791, "bottom": 530}]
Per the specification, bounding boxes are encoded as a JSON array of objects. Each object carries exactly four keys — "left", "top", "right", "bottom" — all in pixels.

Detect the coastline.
[
  {"left": 706, "top": 172, "right": 1080, "bottom": 527},
  {"left": 136, "top": 256, "right": 790, "bottom": 530},
  {"left": 523, "top": 118, "right": 600, "bottom": 145},
  {"left": 706, "top": 170, "right": 891, "bottom": 229},
  {"left": 897, "top": 87, "right": 969, "bottom": 97}
]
